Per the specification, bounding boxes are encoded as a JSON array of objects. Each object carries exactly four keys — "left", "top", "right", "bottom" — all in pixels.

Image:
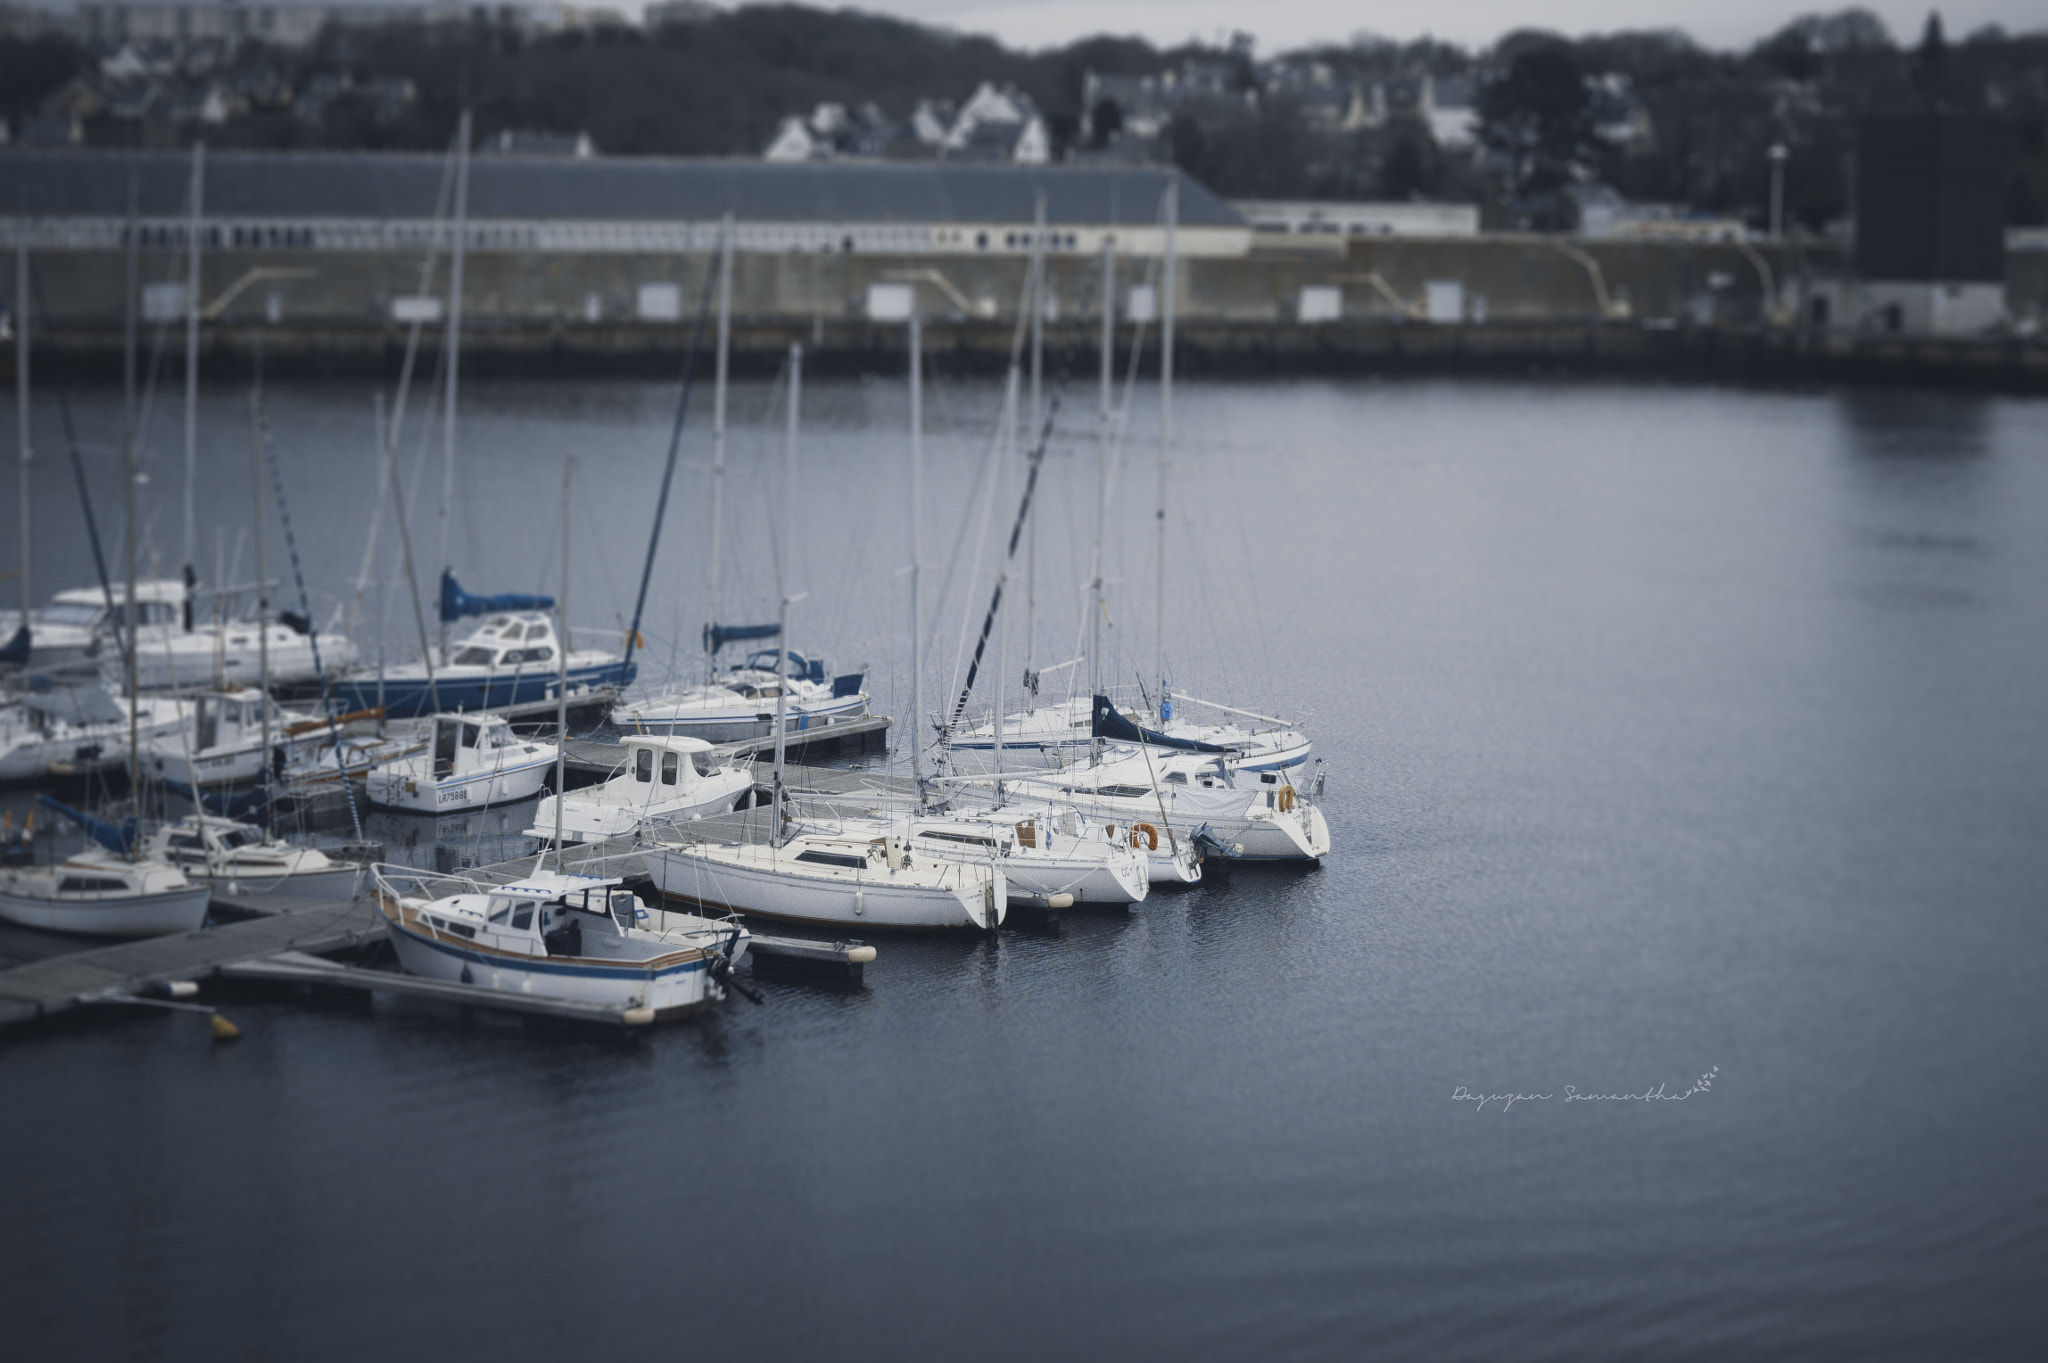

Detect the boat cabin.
[
  {"left": 39, "top": 579, "right": 191, "bottom": 641},
  {"left": 431, "top": 715, "right": 524, "bottom": 777},
  {"left": 188, "top": 688, "right": 288, "bottom": 751},
  {"left": 413, "top": 874, "right": 650, "bottom": 959},
  {"left": 622, "top": 735, "right": 720, "bottom": 791},
  {"left": 447, "top": 613, "right": 562, "bottom": 671}
]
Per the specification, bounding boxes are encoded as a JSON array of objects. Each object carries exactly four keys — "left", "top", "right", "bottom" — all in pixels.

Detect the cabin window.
[
  {"left": 635, "top": 748, "right": 653, "bottom": 782},
  {"left": 1166, "top": 772, "right": 1188, "bottom": 785},
  {"left": 453, "top": 647, "right": 496, "bottom": 666},
  {"left": 39, "top": 603, "right": 101, "bottom": 627},
  {"left": 60, "top": 876, "right": 129, "bottom": 892},
  {"left": 692, "top": 752, "right": 716, "bottom": 777},
  {"left": 526, "top": 647, "right": 552, "bottom": 663},
  {"left": 488, "top": 902, "right": 511, "bottom": 923},
  {"left": 511, "top": 904, "right": 534, "bottom": 930},
  {"left": 219, "top": 829, "right": 257, "bottom": 849},
  {"left": 661, "top": 751, "right": 679, "bottom": 785},
  {"left": 169, "top": 833, "right": 203, "bottom": 851},
  {"left": 524, "top": 623, "right": 548, "bottom": 640},
  {"left": 795, "top": 850, "right": 867, "bottom": 871}
]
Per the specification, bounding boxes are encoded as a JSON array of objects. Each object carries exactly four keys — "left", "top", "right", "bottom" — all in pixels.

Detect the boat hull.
[
  {"left": 366, "top": 755, "right": 555, "bottom": 814},
  {"left": 326, "top": 661, "right": 635, "bottom": 721},
  {"left": 614, "top": 693, "right": 869, "bottom": 743},
  {"left": 647, "top": 845, "right": 1003, "bottom": 930},
  {"left": 0, "top": 882, "right": 212, "bottom": 937},
  {"left": 384, "top": 912, "right": 720, "bottom": 1019}
]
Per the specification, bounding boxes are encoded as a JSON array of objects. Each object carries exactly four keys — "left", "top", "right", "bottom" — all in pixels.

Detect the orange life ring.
[{"left": 1130, "top": 822, "right": 1160, "bottom": 852}]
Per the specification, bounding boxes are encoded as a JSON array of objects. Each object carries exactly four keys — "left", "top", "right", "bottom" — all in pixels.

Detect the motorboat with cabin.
[
  {"left": 364, "top": 713, "right": 558, "bottom": 814},
  {"left": 613, "top": 644, "right": 868, "bottom": 744},
  {"left": 143, "top": 816, "right": 365, "bottom": 900},
  {"left": 324, "top": 575, "right": 635, "bottom": 720},
  {"left": 524, "top": 734, "right": 753, "bottom": 845},
  {"left": 372, "top": 864, "right": 750, "bottom": 1020},
  {"left": 0, "top": 579, "right": 184, "bottom": 673},
  {"left": 141, "top": 686, "right": 324, "bottom": 788}
]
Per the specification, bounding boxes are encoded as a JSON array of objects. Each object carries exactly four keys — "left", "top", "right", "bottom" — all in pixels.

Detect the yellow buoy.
[{"left": 210, "top": 1014, "right": 242, "bottom": 1042}]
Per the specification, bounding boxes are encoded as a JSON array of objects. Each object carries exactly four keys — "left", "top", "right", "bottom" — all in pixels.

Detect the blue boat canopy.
[
  {"left": 704, "top": 622, "right": 781, "bottom": 654},
  {"left": 441, "top": 571, "right": 554, "bottom": 624},
  {"left": 38, "top": 794, "right": 137, "bottom": 855},
  {"left": 1090, "top": 694, "right": 1234, "bottom": 753}
]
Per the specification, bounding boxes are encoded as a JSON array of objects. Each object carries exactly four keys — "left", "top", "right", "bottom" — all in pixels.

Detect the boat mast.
[
  {"left": 183, "top": 139, "right": 203, "bottom": 581},
  {"left": 15, "top": 242, "right": 29, "bottom": 637},
  {"left": 1026, "top": 190, "right": 1044, "bottom": 687},
  {"left": 996, "top": 366, "right": 1015, "bottom": 800},
  {"left": 552, "top": 456, "right": 572, "bottom": 861},
  {"left": 1155, "top": 176, "right": 1176, "bottom": 722},
  {"left": 123, "top": 168, "right": 139, "bottom": 825},
  {"left": 772, "top": 343, "right": 799, "bottom": 848},
  {"left": 436, "top": 109, "right": 472, "bottom": 663},
  {"left": 707, "top": 212, "right": 732, "bottom": 683},
  {"left": 908, "top": 313, "right": 925, "bottom": 805},
  {"left": 122, "top": 164, "right": 141, "bottom": 822},
  {"left": 1091, "top": 237, "right": 1113, "bottom": 766},
  {"left": 249, "top": 391, "right": 270, "bottom": 820}
]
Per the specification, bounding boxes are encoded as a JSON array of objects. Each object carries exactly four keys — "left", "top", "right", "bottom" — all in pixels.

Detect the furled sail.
[{"left": 1089, "top": 694, "right": 1234, "bottom": 753}]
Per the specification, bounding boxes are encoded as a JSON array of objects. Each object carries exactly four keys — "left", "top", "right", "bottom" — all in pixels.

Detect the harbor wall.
[{"left": 11, "top": 236, "right": 2047, "bottom": 391}]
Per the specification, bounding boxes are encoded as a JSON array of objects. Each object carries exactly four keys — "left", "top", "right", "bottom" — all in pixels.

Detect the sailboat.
[
  {"left": 644, "top": 342, "right": 1006, "bottom": 931},
  {"left": 0, "top": 275, "right": 212, "bottom": 935},
  {"left": 612, "top": 219, "right": 868, "bottom": 742}
]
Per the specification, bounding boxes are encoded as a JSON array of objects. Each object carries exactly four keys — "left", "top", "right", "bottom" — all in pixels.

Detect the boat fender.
[
  {"left": 210, "top": 1014, "right": 241, "bottom": 1042},
  {"left": 853, "top": 890, "right": 864, "bottom": 917},
  {"left": 621, "top": 1006, "right": 656, "bottom": 1026},
  {"left": 1046, "top": 893, "right": 1074, "bottom": 909},
  {"left": 1130, "top": 822, "right": 1160, "bottom": 852}
]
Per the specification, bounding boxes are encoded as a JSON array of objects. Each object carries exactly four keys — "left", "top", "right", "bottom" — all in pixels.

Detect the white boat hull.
[
  {"left": 0, "top": 882, "right": 212, "bottom": 937},
  {"left": 366, "top": 754, "right": 555, "bottom": 813},
  {"left": 385, "top": 909, "right": 724, "bottom": 1019},
  {"left": 647, "top": 844, "right": 1003, "bottom": 930},
  {"left": 615, "top": 693, "right": 869, "bottom": 743}
]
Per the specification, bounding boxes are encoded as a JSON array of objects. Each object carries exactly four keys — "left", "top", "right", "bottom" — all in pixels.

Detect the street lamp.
[{"left": 1768, "top": 143, "right": 1789, "bottom": 241}]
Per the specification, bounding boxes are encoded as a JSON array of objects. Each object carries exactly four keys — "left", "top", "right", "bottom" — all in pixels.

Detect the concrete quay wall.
[{"left": 12, "top": 235, "right": 2046, "bottom": 392}]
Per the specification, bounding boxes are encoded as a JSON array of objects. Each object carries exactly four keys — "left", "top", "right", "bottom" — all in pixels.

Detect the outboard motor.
[{"left": 1191, "top": 824, "right": 1239, "bottom": 881}]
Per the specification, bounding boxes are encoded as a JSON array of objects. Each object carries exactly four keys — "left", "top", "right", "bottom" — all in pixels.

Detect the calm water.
[{"left": 3, "top": 375, "right": 2046, "bottom": 1359}]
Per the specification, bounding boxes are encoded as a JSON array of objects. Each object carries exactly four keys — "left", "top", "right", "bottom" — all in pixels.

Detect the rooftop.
[{"left": 0, "top": 148, "right": 1244, "bottom": 228}]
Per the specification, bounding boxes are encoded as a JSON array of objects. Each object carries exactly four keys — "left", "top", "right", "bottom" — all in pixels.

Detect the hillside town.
[{"left": 1, "top": 1, "right": 2044, "bottom": 238}]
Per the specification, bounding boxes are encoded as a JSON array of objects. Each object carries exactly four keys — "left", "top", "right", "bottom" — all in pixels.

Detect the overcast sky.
[{"left": 741, "top": 2, "right": 2042, "bottom": 54}]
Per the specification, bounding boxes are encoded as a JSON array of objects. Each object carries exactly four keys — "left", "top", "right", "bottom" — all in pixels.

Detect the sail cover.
[
  {"left": 38, "top": 794, "right": 137, "bottom": 856},
  {"left": 703, "top": 622, "right": 781, "bottom": 655},
  {"left": 440, "top": 571, "right": 555, "bottom": 624},
  {"left": 1090, "top": 695, "right": 1234, "bottom": 753}
]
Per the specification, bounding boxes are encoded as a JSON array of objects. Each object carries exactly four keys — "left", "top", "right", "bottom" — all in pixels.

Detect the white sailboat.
[
  {"left": 0, "top": 273, "right": 212, "bottom": 937},
  {"left": 645, "top": 341, "right": 1006, "bottom": 931},
  {"left": 524, "top": 734, "right": 753, "bottom": 845},
  {"left": 0, "top": 845, "right": 211, "bottom": 937},
  {"left": 144, "top": 815, "right": 364, "bottom": 900},
  {"left": 0, "top": 684, "right": 185, "bottom": 782}
]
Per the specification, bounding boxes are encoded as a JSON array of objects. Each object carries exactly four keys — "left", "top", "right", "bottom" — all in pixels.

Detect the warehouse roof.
[{"left": 0, "top": 149, "right": 1243, "bottom": 227}]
